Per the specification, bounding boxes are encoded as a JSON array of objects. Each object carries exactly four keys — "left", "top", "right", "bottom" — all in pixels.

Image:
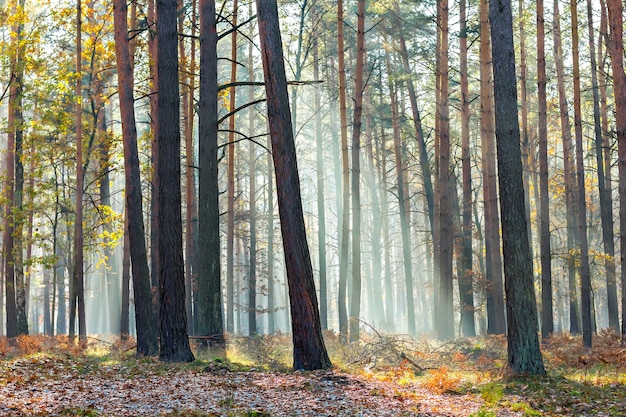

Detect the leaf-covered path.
[{"left": 0, "top": 354, "right": 492, "bottom": 416}]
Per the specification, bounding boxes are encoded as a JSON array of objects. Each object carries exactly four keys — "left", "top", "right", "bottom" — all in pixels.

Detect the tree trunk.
[
  {"left": 459, "top": 0, "right": 475, "bottom": 337},
  {"left": 256, "top": 0, "right": 331, "bottom": 370},
  {"left": 196, "top": 0, "right": 224, "bottom": 346},
  {"left": 480, "top": 0, "right": 505, "bottom": 335},
  {"left": 570, "top": 0, "right": 593, "bottom": 348},
  {"left": 266, "top": 134, "right": 276, "bottom": 334},
  {"left": 120, "top": 213, "right": 130, "bottom": 339},
  {"left": 248, "top": 13, "right": 257, "bottom": 337},
  {"left": 148, "top": 0, "right": 160, "bottom": 327},
  {"left": 312, "top": 7, "right": 328, "bottom": 330},
  {"left": 349, "top": 0, "right": 365, "bottom": 343},
  {"left": 437, "top": 0, "right": 454, "bottom": 341},
  {"left": 489, "top": 0, "right": 545, "bottom": 375},
  {"left": 552, "top": 0, "right": 580, "bottom": 335},
  {"left": 518, "top": 0, "right": 533, "bottom": 248},
  {"left": 114, "top": 0, "right": 158, "bottom": 355},
  {"left": 73, "top": 0, "right": 86, "bottom": 342},
  {"left": 337, "top": 0, "right": 349, "bottom": 341},
  {"left": 606, "top": 0, "right": 626, "bottom": 341},
  {"left": 226, "top": 0, "right": 238, "bottom": 334},
  {"left": 180, "top": 0, "right": 197, "bottom": 336},
  {"left": 537, "top": 0, "right": 553, "bottom": 339},
  {"left": 157, "top": 0, "right": 194, "bottom": 362},
  {"left": 597, "top": 0, "right": 619, "bottom": 332},
  {"left": 385, "top": 46, "right": 415, "bottom": 336}
]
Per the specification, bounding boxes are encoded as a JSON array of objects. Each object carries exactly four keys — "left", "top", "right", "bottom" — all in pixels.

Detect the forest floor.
[{"left": 0, "top": 331, "right": 625, "bottom": 416}]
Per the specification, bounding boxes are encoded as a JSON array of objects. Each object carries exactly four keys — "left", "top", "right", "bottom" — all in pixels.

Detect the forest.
[{"left": 1, "top": 0, "right": 626, "bottom": 414}]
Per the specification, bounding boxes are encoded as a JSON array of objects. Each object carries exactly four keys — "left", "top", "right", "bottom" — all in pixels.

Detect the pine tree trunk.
[
  {"left": 312, "top": 7, "right": 328, "bottom": 330},
  {"left": 157, "top": 0, "right": 194, "bottom": 362},
  {"left": 256, "top": 0, "right": 331, "bottom": 370},
  {"left": 349, "top": 0, "right": 365, "bottom": 343},
  {"left": 537, "top": 0, "right": 553, "bottom": 339},
  {"left": 74, "top": 0, "right": 86, "bottom": 343},
  {"left": 597, "top": 0, "right": 619, "bottom": 332},
  {"left": 437, "top": 0, "right": 454, "bottom": 341},
  {"left": 459, "top": 0, "right": 475, "bottom": 337},
  {"left": 226, "top": 0, "right": 238, "bottom": 334},
  {"left": 489, "top": 0, "right": 545, "bottom": 375},
  {"left": 605, "top": 0, "right": 626, "bottom": 340},
  {"left": 114, "top": 0, "right": 158, "bottom": 355},
  {"left": 196, "top": 0, "right": 224, "bottom": 346},
  {"left": 552, "top": 0, "right": 580, "bottom": 335},
  {"left": 337, "top": 0, "right": 349, "bottom": 341},
  {"left": 385, "top": 46, "right": 415, "bottom": 336},
  {"left": 480, "top": 0, "right": 505, "bottom": 334},
  {"left": 248, "top": 14, "right": 257, "bottom": 336},
  {"left": 570, "top": 0, "right": 593, "bottom": 348}
]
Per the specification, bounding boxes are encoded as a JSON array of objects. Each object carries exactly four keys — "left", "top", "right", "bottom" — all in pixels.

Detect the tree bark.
[
  {"left": 312, "top": 7, "right": 328, "bottom": 330},
  {"left": 537, "top": 0, "right": 553, "bottom": 339},
  {"left": 337, "top": 0, "right": 349, "bottom": 341},
  {"left": 349, "top": 0, "right": 365, "bottom": 343},
  {"left": 597, "top": 0, "right": 619, "bottom": 332},
  {"left": 570, "top": 0, "right": 593, "bottom": 348},
  {"left": 256, "top": 0, "right": 331, "bottom": 370},
  {"left": 489, "top": 0, "right": 545, "bottom": 375},
  {"left": 73, "top": 0, "right": 86, "bottom": 342},
  {"left": 459, "top": 0, "right": 475, "bottom": 337},
  {"left": 480, "top": 0, "right": 505, "bottom": 335},
  {"left": 552, "top": 0, "right": 580, "bottom": 335},
  {"left": 605, "top": 0, "right": 626, "bottom": 340},
  {"left": 437, "top": 0, "right": 454, "bottom": 341},
  {"left": 157, "top": 0, "right": 194, "bottom": 362},
  {"left": 226, "top": 0, "right": 238, "bottom": 334},
  {"left": 114, "top": 0, "right": 158, "bottom": 355}
]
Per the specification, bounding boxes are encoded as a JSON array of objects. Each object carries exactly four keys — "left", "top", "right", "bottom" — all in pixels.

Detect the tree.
[
  {"left": 570, "top": 0, "right": 592, "bottom": 348},
  {"left": 537, "top": 0, "right": 553, "bottom": 339},
  {"left": 195, "top": 0, "right": 224, "bottom": 347},
  {"left": 157, "top": 0, "right": 194, "bottom": 363},
  {"left": 71, "top": 0, "right": 86, "bottom": 343},
  {"left": 480, "top": 0, "right": 505, "bottom": 335},
  {"left": 225, "top": 0, "right": 238, "bottom": 335},
  {"left": 596, "top": 0, "right": 619, "bottom": 332},
  {"left": 605, "top": 0, "right": 626, "bottom": 340},
  {"left": 113, "top": 0, "right": 158, "bottom": 355},
  {"left": 459, "top": 0, "right": 475, "bottom": 337},
  {"left": 349, "top": 0, "right": 365, "bottom": 343},
  {"left": 337, "top": 0, "right": 349, "bottom": 341},
  {"left": 255, "top": 0, "right": 331, "bottom": 370},
  {"left": 489, "top": 0, "right": 545, "bottom": 375},
  {"left": 437, "top": 0, "right": 454, "bottom": 341},
  {"left": 312, "top": 6, "right": 328, "bottom": 331},
  {"left": 552, "top": 0, "right": 580, "bottom": 335}
]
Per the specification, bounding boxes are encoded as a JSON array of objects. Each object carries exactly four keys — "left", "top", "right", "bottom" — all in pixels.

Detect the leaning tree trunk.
[
  {"left": 256, "top": 0, "right": 331, "bottom": 370},
  {"left": 113, "top": 0, "right": 158, "bottom": 355},
  {"left": 489, "top": 0, "right": 545, "bottom": 375}
]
